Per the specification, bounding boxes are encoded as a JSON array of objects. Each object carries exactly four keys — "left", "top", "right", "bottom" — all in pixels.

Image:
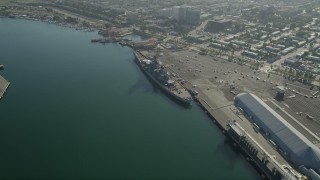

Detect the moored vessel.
[{"left": 134, "top": 50, "right": 192, "bottom": 107}]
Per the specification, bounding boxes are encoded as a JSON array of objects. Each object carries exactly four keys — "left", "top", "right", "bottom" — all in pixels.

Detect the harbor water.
[{"left": 0, "top": 18, "right": 260, "bottom": 179}]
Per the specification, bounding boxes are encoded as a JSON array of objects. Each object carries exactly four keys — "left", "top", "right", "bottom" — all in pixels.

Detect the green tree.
[{"left": 53, "top": 15, "right": 60, "bottom": 21}]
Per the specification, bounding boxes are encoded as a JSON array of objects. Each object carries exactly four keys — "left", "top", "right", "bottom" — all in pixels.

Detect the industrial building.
[{"left": 234, "top": 93, "right": 320, "bottom": 173}]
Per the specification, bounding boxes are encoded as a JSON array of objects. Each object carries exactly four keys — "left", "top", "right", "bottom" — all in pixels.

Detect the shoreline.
[
  {"left": 0, "top": 4, "right": 105, "bottom": 33},
  {"left": 0, "top": 16, "right": 99, "bottom": 33},
  {"left": 0, "top": 15, "right": 132, "bottom": 38},
  {"left": 1, "top": 17, "right": 279, "bottom": 179},
  {"left": 152, "top": 49, "right": 282, "bottom": 179},
  {"left": 192, "top": 94, "right": 276, "bottom": 180},
  {"left": 137, "top": 49, "right": 285, "bottom": 180}
]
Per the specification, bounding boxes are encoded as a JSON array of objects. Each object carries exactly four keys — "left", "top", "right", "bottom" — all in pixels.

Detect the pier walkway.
[{"left": 0, "top": 75, "right": 10, "bottom": 99}]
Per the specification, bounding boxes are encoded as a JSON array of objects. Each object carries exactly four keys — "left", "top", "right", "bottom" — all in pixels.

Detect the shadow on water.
[
  {"left": 127, "top": 57, "right": 159, "bottom": 94},
  {"left": 215, "top": 138, "right": 264, "bottom": 179},
  {"left": 214, "top": 139, "right": 242, "bottom": 170},
  {"left": 128, "top": 70, "right": 159, "bottom": 94},
  {"left": 127, "top": 56, "right": 191, "bottom": 110}
]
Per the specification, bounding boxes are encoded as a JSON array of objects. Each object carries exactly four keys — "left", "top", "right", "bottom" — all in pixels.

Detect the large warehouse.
[{"left": 234, "top": 93, "right": 320, "bottom": 171}]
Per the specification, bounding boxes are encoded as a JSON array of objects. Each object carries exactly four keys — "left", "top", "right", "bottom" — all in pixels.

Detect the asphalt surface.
[{"left": 157, "top": 49, "right": 320, "bottom": 146}]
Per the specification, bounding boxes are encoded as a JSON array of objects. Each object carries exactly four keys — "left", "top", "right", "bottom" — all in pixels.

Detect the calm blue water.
[{"left": 0, "top": 18, "right": 260, "bottom": 179}]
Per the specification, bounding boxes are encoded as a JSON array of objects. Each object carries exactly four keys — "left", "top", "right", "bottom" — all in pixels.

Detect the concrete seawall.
[
  {"left": 179, "top": 80, "right": 285, "bottom": 180},
  {"left": 129, "top": 49, "right": 289, "bottom": 179},
  {"left": 192, "top": 94, "right": 283, "bottom": 180}
]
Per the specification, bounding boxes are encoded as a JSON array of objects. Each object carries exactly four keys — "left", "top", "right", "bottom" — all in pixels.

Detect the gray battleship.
[{"left": 134, "top": 51, "right": 192, "bottom": 107}]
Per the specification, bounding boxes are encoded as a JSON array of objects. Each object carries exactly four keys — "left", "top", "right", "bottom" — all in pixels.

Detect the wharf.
[
  {"left": 0, "top": 75, "right": 10, "bottom": 100},
  {"left": 91, "top": 38, "right": 132, "bottom": 44},
  {"left": 180, "top": 81, "right": 290, "bottom": 180},
  {"left": 119, "top": 41, "right": 135, "bottom": 49},
  {"left": 119, "top": 46, "right": 297, "bottom": 179},
  {"left": 118, "top": 32, "right": 132, "bottom": 37},
  {"left": 134, "top": 50, "right": 192, "bottom": 107},
  {"left": 91, "top": 38, "right": 135, "bottom": 49}
]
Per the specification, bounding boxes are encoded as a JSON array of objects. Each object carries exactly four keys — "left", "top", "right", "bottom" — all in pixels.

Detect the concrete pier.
[
  {"left": 0, "top": 75, "right": 10, "bottom": 99},
  {"left": 133, "top": 50, "right": 305, "bottom": 179},
  {"left": 177, "top": 80, "right": 295, "bottom": 180}
]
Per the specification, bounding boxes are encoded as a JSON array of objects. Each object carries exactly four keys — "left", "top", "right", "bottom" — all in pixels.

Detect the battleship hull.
[{"left": 134, "top": 51, "right": 192, "bottom": 107}]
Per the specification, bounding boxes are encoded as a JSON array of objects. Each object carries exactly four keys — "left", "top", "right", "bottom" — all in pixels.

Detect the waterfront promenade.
[{"left": 0, "top": 75, "right": 9, "bottom": 99}]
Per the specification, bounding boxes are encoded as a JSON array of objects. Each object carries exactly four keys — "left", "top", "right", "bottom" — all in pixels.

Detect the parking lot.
[{"left": 155, "top": 49, "right": 320, "bottom": 146}]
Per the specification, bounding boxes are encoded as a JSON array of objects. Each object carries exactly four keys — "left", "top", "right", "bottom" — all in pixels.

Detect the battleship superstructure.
[{"left": 134, "top": 51, "right": 192, "bottom": 107}]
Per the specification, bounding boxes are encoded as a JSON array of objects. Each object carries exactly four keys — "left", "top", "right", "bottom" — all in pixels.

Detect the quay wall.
[
  {"left": 101, "top": 45, "right": 286, "bottom": 179},
  {"left": 192, "top": 95, "right": 283, "bottom": 180}
]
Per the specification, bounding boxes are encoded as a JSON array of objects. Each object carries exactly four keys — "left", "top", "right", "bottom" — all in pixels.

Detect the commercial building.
[
  {"left": 205, "top": 19, "right": 232, "bottom": 33},
  {"left": 284, "top": 57, "right": 302, "bottom": 68},
  {"left": 185, "top": 34, "right": 211, "bottom": 43},
  {"left": 126, "top": 11, "right": 139, "bottom": 24},
  {"left": 234, "top": 93, "right": 320, "bottom": 172},
  {"left": 209, "top": 43, "right": 229, "bottom": 50},
  {"left": 185, "top": 8, "right": 201, "bottom": 26},
  {"left": 242, "top": 51, "right": 259, "bottom": 58},
  {"left": 172, "top": 6, "right": 200, "bottom": 25},
  {"left": 271, "top": 31, "right": 280, "bottom": 37},
  {"left": 311, "top": 44, "right": 320, "bottom": 51},
  {"left": 172, "top": 6, "right": 185, "bottom": 22},
  {"left": 265, "top": 46, "right": 281, "bottom": 53},
  {"left": 159, "top": 8, "right": 172, "bottom": 18},
  {"left": 265, "top": 53, "right": 281, "bottom": 63},
  {"left": 306, "top": 55, "right": 320, "bottom": 63},
  {"left": 281, "top": 47, "right": 295, "bottom": 55}
]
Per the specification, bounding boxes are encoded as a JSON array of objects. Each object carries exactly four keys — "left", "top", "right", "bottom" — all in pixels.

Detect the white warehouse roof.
[{"left": 234, "top": 93, "right": 320, "bottom": 170}]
